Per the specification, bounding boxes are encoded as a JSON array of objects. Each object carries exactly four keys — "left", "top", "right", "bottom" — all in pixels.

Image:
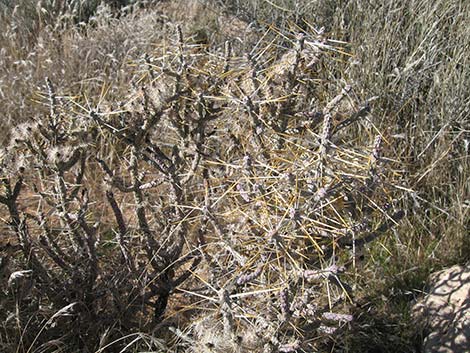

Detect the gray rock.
[{"left": 412, "top": 264, "right": 470, "bottom": 353}]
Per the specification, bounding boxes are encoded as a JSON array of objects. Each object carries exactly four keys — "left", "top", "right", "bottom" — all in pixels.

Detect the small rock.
[{"left": 412, "top": 264, "right": 470, "bottom": 353}]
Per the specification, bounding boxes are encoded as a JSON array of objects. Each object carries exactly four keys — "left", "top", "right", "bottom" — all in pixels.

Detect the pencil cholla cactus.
[{"left": 0, "top": 22, "right": 403, "bottom": 352}]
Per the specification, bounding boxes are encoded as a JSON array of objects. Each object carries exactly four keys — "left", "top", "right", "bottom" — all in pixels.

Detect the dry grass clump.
[
  {"left": 0, "top": 0, "right": 174, "bottom": 145},
  {"left": 0, "top": 20, "right": 404, "bottom": 352}
]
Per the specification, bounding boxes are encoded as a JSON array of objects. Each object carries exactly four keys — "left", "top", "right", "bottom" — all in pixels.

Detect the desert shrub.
[{"left": 0, "top": 22, "right": 404, "bottom": 352}]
